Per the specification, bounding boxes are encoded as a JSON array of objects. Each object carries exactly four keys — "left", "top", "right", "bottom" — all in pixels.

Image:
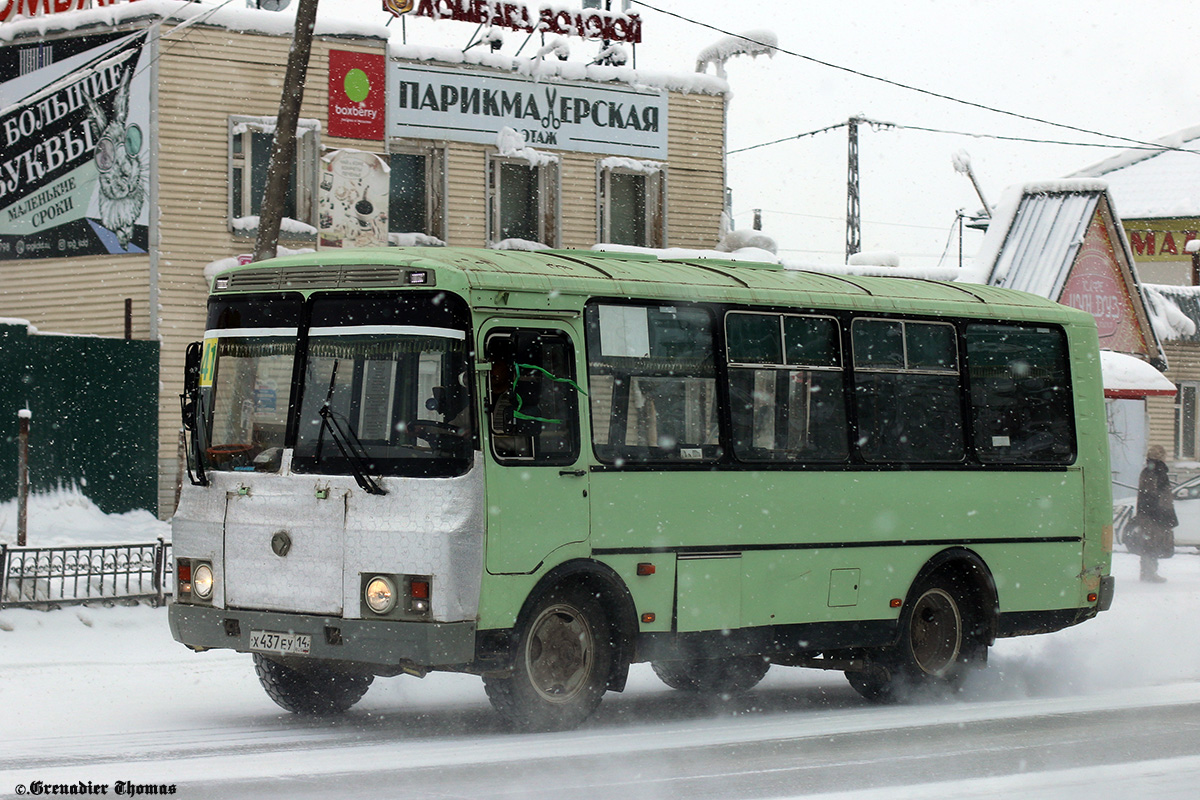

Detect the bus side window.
[
  {"left": 852, "top": 319, "right": 964, "bottom": 463},
  {"left": 965, "top": 324, "right": 1075, "bottom": 464},
  {"left": 585, "top": 302, "right": 720, "bottom": 463},
  {"left": 485, "top": 330, "right": 580, "bottom": 465},
  {"left": 726, "top": 312, "right": 848, "bottom": 462}
]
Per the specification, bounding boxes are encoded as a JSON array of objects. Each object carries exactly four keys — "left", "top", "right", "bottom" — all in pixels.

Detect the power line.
[
  {"left": 727, "top": 122, "right": 848, "bottom": 155},
  {"left": 729, "top": 119, "right": 1200, "bottom": 157},
  {"left": 632, "top": 0, "right": 1195, "bottom": 155},
  {"left": 736, "top": 208, "right": 965, "bottom": 233},
  {"left": 739, "top": 208, "right": 950, "bottom": 232}
]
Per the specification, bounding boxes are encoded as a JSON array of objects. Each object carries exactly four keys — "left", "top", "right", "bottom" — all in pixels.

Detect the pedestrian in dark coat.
[{"left": 1134, "top": 444, "right": 1176, "bottom": 582}]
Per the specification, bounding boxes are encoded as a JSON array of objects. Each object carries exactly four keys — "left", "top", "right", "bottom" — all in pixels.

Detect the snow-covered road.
[{"left": 3, "top": 548, "right": 1200, "bottom": 799}]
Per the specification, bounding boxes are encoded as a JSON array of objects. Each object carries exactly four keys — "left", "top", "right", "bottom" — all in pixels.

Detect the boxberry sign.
[
  {"left": 328, "top": 50, "right": 386, "bottom": 140},
  {"left": 387, "top": 63, "right": 667, "bottom": 158},
  {"left": 385, "top": 0, "right": 643, "bottom": 44}
]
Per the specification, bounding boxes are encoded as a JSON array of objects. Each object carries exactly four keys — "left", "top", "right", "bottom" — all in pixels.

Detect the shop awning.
[{"left": 1100, "top": 350, "right": 1177, "bottom": 399}]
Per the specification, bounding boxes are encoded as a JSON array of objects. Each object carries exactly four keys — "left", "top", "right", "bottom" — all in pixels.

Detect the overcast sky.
[{"left": 342, "top": 0, "right": 1200, "bottom": 268}]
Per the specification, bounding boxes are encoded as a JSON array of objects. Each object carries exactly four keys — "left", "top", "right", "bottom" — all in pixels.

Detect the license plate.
[{"left": 249, "top": 629, "right": 312, "bottom": 655}]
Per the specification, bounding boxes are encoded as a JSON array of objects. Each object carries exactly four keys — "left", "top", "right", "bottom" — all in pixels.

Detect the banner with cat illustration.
[{"left": 0, "top": 30, "right": 150, "bottom": 261}]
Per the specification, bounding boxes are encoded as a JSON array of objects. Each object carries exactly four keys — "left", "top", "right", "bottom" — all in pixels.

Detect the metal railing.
[{"left": 0, "top": 538, "right": 172, "bottom": 609}]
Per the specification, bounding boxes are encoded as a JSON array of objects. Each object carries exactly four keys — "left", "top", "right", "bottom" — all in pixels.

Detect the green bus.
[{"left": 169, "top": 246, "right": 1115, "bottom": 730}]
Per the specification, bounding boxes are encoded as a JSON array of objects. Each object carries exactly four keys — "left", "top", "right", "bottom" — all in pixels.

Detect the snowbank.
[{"left": 0, "top": 485, "right": 168, "bottom": 547}]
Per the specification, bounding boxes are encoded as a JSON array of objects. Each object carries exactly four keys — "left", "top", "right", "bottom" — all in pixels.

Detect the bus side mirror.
[
  {"left": 180, "top": 340, "right": 209, "bottom": 486},
  {"left": 181, "top": 340, "right": 202, "bottom": 431}
]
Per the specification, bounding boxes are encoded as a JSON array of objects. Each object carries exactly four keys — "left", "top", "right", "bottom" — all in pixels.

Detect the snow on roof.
[
  {"left": 1100, "top": 350, "right": 1176, "bottom": 398},
  {"left": 593, "top": 242, "right": 963, "bottom": 280},
  {"left": 970, "top": 182, "right": 1103, "bottom": 296},
  {"left": 695, "top": 29, "right": 777, "bottom": 79},
  {"left": 0, "top": 1, "right": 727, "bottom": 96},
  {"left": 0, "top": 0, "right": 390, "bottom": 43},
  {"left": 1067, "top": 126, "right": 1200, "bottom": 220},
  {"left": 389, "top": 42, "right": 728, "bottom": 95},
  {"left": 1143, "top": 283, "right": 1200, "bottom": 342}
]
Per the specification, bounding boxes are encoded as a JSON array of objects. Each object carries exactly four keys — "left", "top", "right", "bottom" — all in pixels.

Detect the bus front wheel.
[
  {"left": 846, "top": 575, "right": 986, "bottom": 703},
  {"left": 483, "top": 584, "right": 613, "bottom": 731},
  {"left": 253, "top": 654, "right": 373, "bottom": 715}
]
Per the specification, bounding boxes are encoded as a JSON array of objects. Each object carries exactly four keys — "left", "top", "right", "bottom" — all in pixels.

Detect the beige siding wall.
[
  {"left": 560, "top": 152, "right": 598, "bottom": 249},
  {"left": 443, "top": 142, "right": 487, "bottom": 244},
  {"left": 666, "top": 91, "right": 726, "bottom": 248},
  {"left": 0, "top": 258, "right": 150, "bottom": 338},
  {"left": 1150, "top": 341, "right": 1200, "bottom": 463}
]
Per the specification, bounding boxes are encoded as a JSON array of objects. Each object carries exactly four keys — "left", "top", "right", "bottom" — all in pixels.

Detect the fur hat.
[{"left": 1148, "top": 444, "right": 1167, "bottom": 461}]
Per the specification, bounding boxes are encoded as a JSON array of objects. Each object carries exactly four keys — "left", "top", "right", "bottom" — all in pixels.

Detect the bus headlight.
[
  {"left": 365, "top": 575, "right": 398, "bottom": 615},
  {"left": 193, "top": 563, "right": 214, "bottom": 600}
]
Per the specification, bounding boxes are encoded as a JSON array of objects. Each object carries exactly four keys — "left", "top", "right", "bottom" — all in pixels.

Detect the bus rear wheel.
[
  {"left": 483, "top": 584, "right": 613, "bottom": 731},
  {"left": 253, "top": 654, "right": 374, "bottom": 715},
  {"left": 846, "top": 575, "right": 986, "bottom": 703},
  {"left": 652, "top": 656, "right": 769, "bottom": 694}
]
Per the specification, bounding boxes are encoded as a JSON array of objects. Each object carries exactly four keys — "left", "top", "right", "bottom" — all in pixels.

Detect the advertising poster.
[
  {"left": 327, "top": 49, "right": 386, "bottom": 141},
  {"left": 0, "top": 31, "right": 151, "bottom": 261},
  {"left": 318, "top": 149, "right": 390, "bottom": 249}
]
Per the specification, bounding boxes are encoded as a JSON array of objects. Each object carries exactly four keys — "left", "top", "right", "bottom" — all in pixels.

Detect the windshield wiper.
[{"left": 316, "top": 361, "right": 388, "bottom": 496}]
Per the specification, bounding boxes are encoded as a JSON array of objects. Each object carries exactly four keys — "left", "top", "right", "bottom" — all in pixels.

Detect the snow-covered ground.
[
  {"left": 0, "top": 486, "right": 168, "bottom": 547},
  {"left": 3, "top": 494, "right": 1200, "bottom": 797}
]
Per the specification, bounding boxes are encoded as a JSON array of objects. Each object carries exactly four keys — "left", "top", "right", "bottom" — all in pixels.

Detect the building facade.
[
  {"left": 0, "top": 1, "right": 729, "bottom": 514},
  {"left": 1070, "top": 127, "right": 1200, "bottom": 475}
]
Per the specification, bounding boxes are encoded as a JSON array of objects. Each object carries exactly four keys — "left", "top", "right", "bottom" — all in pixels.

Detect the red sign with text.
[
  {"left": 1059, "top": 214, "right": 1150, "bottom": 357},
  {"left": 328, "top": 50, "right": 386, "bottom": 141}
]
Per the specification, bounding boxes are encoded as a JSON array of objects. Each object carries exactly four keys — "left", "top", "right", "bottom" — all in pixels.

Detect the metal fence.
[{"left": 0, "top": 539, "right": 172, "bottom": 609}]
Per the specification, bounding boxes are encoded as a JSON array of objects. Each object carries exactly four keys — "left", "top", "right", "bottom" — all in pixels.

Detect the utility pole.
[
  {"left": 254, "top": 0, "right": 320, "bottom": 263},
  {"left": 16, "top": 409, "right": 29, "bottom": 547},
  {"left": 845, "top": 116, "right": 861, "bottom": 262}
]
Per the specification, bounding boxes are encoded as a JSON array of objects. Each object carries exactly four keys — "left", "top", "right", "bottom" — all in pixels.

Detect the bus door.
[{"left": 480, "top": 322, "right": 590, "bottom": 574}]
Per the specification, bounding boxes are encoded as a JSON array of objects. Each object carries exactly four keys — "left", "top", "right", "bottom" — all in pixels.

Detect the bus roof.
[{"left": 212, "top": 247, "right": 1091, "bottom": 323}]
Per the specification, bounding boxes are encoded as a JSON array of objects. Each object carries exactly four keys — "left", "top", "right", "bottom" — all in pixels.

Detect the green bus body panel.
[
  {"left": 208, "top": 247, "right": 1112, "bottom": 647},
  {"left": 587, "top": 468, "right": 1089, "bottom": 633}
]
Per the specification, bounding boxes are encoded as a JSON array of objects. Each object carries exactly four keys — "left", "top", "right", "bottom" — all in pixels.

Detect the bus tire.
[
  {"left": 253, "top": 654, "right": 373, "bottom": 715},
  {"left": 846, "top": 573, "right": 987, "bottom": 703},
  {"left": 483, "top": 584, "right": 613, "bottom": 731},
  {"left": 651, "top": 656, "right": 769, "bottom": 694}
]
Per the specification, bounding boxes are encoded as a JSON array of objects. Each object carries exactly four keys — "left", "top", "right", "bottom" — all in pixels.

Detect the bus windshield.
[
  {"left": 293, "top": 325, "right": 471, "bottom": 476},
  {"left": 292, "top": 292, "right": 473, "bottom": 478},
  {"left": 204, "top": 295, "right": 302, "bottom": 473},
  {"left": 203, "top": 290, "right": 474, "bottom": 478}
]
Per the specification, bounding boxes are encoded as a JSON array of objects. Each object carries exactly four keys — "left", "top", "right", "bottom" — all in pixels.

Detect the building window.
[
  {"left": 229, "top": 116, "right": 319, "bottom": 236},
  {"left": 487, "top": 157, "right": 559, "bottom": 247},
  {"left": 387, "top": 145, "right": 445, "bottom": 243},
  {"left": 1176, "top": 382, "right": 1199, "bottom": 459},
  {"left": 598, "top": 161, "right": 664, "bottom": 248}
]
